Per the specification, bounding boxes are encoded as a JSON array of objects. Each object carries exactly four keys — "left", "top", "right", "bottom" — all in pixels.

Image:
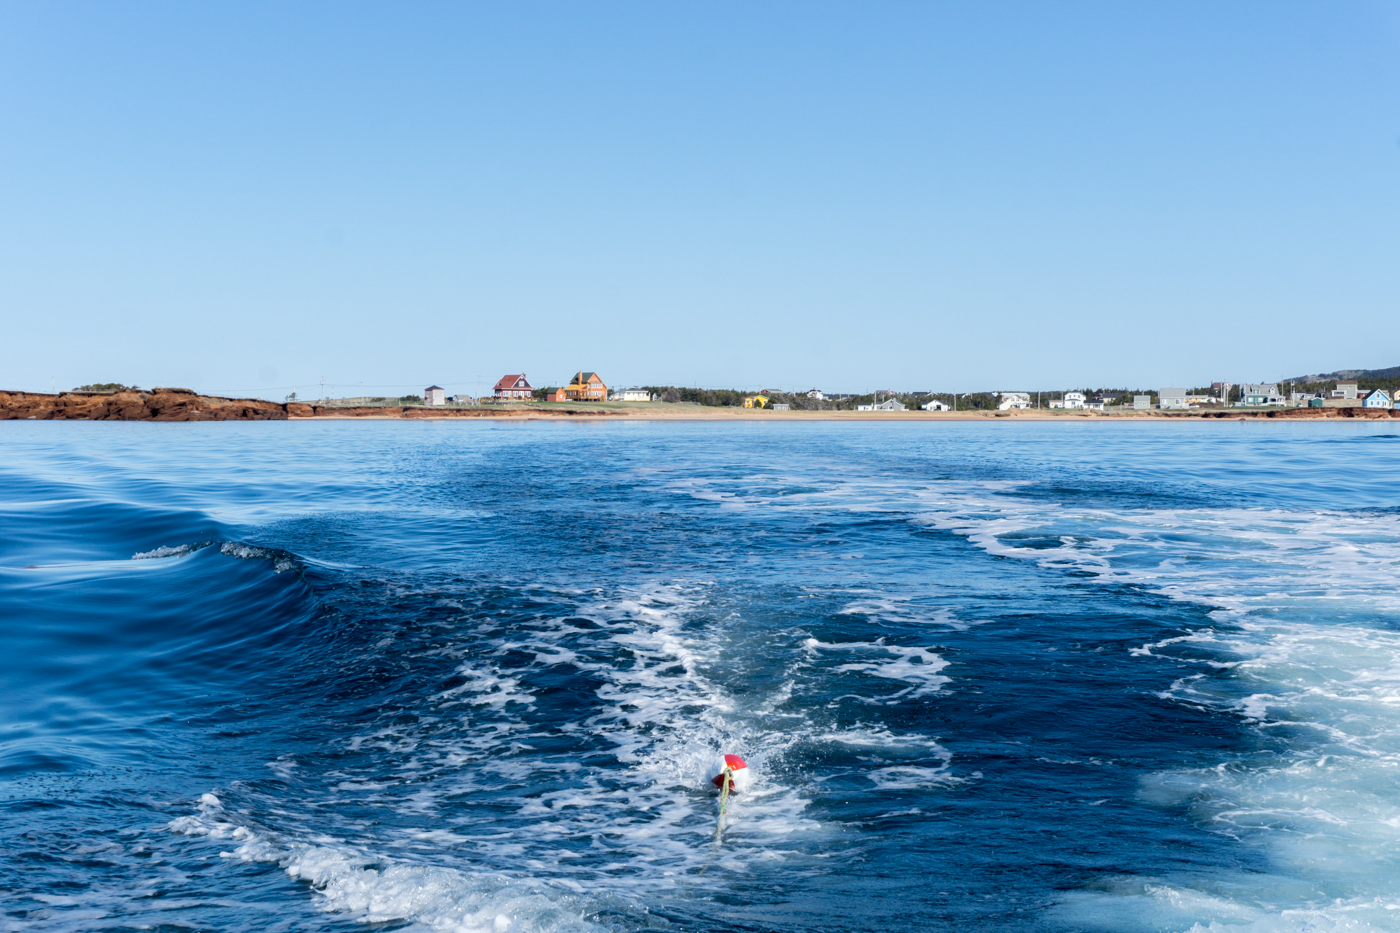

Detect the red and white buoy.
[{"left": 707, "top": 754, "right": 752, "bottom": 794}]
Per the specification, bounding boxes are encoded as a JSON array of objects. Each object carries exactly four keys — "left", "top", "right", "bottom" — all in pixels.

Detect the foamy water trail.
[{"left": 165, "top": 582, "right": 956, "bottom": 929}]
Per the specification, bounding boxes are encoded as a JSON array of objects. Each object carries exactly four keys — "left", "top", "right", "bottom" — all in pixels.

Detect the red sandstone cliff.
[{"left": 0, "top": 388, "right": 288, "bottom": 421}]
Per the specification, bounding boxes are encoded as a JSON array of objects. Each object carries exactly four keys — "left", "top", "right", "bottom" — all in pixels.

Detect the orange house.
[{"left": 563, "top": 372, "right": 608, "bottom": 401}]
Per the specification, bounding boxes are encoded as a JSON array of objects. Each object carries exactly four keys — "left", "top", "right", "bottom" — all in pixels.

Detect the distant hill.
[{"left": 1284, "top": 365, "right": 1400, "bottom": 383}]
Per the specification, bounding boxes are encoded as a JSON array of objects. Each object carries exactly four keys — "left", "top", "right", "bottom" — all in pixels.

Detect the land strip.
[{"left": 4, "top": 389, "right": 1400, "bottom": 422}]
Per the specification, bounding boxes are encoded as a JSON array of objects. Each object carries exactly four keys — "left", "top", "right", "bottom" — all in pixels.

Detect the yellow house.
[{"left": 743, "top": 395, "right": 770, "bottom": 409}]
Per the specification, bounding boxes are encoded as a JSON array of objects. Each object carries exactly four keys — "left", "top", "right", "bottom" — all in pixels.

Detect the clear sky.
[{"left": 2, "top": 2, "right": 1398, "bottom": 398}]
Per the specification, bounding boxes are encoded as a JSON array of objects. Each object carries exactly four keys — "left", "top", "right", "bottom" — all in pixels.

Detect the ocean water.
[{"left": 4, "top": 420, "right": 1400, "bottom": 933}]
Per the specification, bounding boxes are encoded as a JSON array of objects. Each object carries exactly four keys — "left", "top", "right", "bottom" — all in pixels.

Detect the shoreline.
[{"left": 3, "top": 389, "right": 1399, "bottom": 423}]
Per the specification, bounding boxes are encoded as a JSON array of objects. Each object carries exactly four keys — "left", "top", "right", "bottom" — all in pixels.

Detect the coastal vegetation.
[{"left": 72, "top": 383, "right": 137, "bottom": 393}]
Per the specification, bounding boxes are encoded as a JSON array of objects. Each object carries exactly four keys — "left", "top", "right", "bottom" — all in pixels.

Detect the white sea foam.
[
  {"left": 219, "top": 541, "right": 296, "bottom": 573},
  {"left": 131, "top": 542, "right": 211, "bottom": 559},
  {"left": 803, "top": 637, "right": 950, "bottom": 701},
  {"left": 838, "top": 595, "right": 983, "bottom": 631},
  {"left": 865, "top": 765, "right": 958, "bottom": 790},
  {"left": 169, "top": 802, "right": 593, "bottom": 933}
]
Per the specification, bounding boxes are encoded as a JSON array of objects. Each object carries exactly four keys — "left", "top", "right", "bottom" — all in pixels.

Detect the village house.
[
  {"left": 424, "top": 385, "right": 446, "bottom": 406},
  {"left": 563, "top": 372, "right": 608, "bottom": 401},
  {"left": 1238, "top": 384, "right": 1286, "bottom": 406},
  {"left": 997, "top": 392, "right": 1031, "bottom": 411},
  {"left": 1363, "top": 389, "right": 1391, "bottom": 409},
  {"left": 806, "top": 389, "right": 826, "bottom": 401},
  {"left": 1133, "top": 395, "right": 1152, "bottom": 410},
  {"left": 857, "top": 398, "right": 906, "bottom": 412},
  {"left": 1332, "top": 380, "right": 1359, "bottom": 400},
  {"left": 617, "top": 388, "right": 652, "bottom": 402},
  {"left": 1158, "top": 388, "right": 1189, "bottom": 410},
  {"left": 921, "top": 398, "right": 950, "bottom": 411},
  {"left": 492, "top": 374, "right": 533, "bottom": 401},
  {"left": 1048, "top": 391, "right": 1087, "bottom": 410}
]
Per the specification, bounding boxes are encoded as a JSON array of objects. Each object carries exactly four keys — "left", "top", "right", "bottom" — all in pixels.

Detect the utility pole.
[{"left": 320, "top": 377, "right": 324, "bottom": 402}]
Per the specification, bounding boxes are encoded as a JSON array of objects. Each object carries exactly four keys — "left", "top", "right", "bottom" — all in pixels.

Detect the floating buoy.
[{"left": 708, "top": 754, "right": 752, "bottom": 794}]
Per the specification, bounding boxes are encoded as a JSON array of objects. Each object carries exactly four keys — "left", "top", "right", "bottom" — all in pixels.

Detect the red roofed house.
[{"left": 493, "top": 374, "right": 533, "bottom": 401}]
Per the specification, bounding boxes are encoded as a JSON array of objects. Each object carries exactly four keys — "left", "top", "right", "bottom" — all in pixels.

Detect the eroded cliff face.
[{"left": 0, "top": 389, "right": 288, "bottom": 421}]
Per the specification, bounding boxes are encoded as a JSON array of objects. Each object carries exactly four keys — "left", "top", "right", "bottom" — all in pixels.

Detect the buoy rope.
[
  {"left": 694, "top": 765, "right": 735, "bottom": 878},
  {"left": 714, "top": 765, "right": 733, "bottom": 842}
]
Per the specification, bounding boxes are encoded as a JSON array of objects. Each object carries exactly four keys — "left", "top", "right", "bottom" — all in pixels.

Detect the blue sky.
[{"left": 2, "top": 2, "right": 1398, "bottom": 398}]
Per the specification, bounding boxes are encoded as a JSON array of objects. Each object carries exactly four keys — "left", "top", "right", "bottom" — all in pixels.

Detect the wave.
[
  {"left": 129, "top": 539, "right": 302, "bottom": 574},
  {"left": 0, "top": 539, "right": 321, "bottom": 777}
]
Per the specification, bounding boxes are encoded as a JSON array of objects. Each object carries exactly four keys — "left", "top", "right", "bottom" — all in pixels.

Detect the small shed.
[{"left": 425, "top": 385, "right": 446, "bottom": 406}]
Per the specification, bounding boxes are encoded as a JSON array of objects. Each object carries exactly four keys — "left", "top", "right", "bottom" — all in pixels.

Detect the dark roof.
[{"left": 425, "top": 385, "right": 444, "bottom": 391}]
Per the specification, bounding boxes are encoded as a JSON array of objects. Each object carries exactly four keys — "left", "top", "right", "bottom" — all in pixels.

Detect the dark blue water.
[{"left": 4, "top": 421, "right": 1400, "bottom": 932}]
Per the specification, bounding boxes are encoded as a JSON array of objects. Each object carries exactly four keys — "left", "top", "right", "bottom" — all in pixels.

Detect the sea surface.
[{"left": 4, "top": 420, "right": 1400, "bottom": 933}]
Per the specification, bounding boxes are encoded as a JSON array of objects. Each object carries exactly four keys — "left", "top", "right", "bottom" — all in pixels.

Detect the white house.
[
  {"left": 618, "top": 388, "right": 652, "bottom": 402},
  {"left": 857, "top": 398, "right": 906, "bottom": 412},
  {"left": 1049, "top": 392, "right": 1086, "bottom": 410},
  {"left": 806, "top": 389, "right": 826, "bottom": 401},
  {"left": 921, "top": 398, "right": 950, "bottom": 412},
  {"left": 1158, "top": 388, "right": 1189, "bottom": 410},
  {"left": 997, "top": 392, "right": 1031, "bottom": 411},
  {"left": 424, "top": 385, "right": 446, "bottom": 406},
  {"left": 1363, "top": 389, "right": 1391, "bottom": 409}
]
